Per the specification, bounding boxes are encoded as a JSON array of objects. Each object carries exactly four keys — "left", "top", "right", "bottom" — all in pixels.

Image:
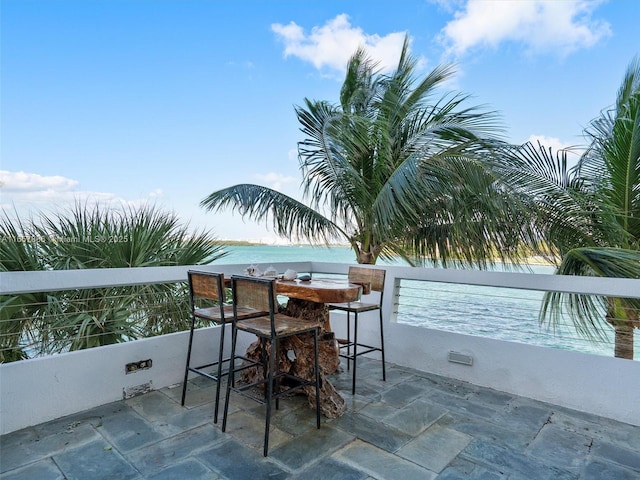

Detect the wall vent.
[
  {"left": 448, "top": 351, "right": 473, "bottom": 366},
  {"left": 123, "top": 381, "right": 152, "bottom": 399}
]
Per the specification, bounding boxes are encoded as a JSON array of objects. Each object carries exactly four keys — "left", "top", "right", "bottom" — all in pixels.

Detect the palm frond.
[
  {"left": 540, "top": 247, "right": 640, "bottom": 342},
  {"left": 579, "top": 57, "right": 640, "bottom": 245},
  {"left": 203, "top": 34, "right": 524, "bottom": 265},
  {"left": 0, "top": 210, "right": 45, "bottom": 272},
  {"left": 0, "top": 202, "right": 223, "bottom": 360},
  {"left": 201, "top": 184, "right": 345, "bottom": 244}
]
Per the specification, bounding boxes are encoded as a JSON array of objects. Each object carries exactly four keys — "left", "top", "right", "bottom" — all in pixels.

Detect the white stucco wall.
[
  {"left": 0, "top": 326, "right": 254, "bottom": 435},
  {"left": 2, "top": 311, "right": 639, "bottom": 435},
  {"left": 2, "top": 262, "right": 639, "bottom": 435},
  {"left": 383, "top": 321, "right": 640, "bottom": 424}
]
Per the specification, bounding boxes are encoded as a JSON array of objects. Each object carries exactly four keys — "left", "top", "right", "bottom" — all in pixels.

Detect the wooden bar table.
[{"left": 241, "top": 277, "right": 362, "bottom": 418}]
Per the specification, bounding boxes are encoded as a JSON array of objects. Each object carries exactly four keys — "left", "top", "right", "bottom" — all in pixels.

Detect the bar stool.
[
  {"left": 222, "top": 275, "right": 321, "bottom": 456},
  {"left": 328, "top": 266, "right": 386, "bottom": 394},
  {"left": 181, "top": 271, "right": 263, "bottom": 423}
]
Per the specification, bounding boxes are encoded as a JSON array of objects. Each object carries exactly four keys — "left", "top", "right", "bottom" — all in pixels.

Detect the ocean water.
[
  {"left": 214, "top": 244, "right": 637, "bottom": 359},
  {"left": 216, "top": 244, "right": 358, "bottom": 265}
]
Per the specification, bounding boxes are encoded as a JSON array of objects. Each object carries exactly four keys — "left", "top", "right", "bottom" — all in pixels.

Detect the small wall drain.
[{"left": 448, "top": 351, "right": 473, "bottom": 366}]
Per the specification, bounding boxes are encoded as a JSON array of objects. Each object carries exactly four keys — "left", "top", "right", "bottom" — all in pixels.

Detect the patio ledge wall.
[{"left": 1, "top": 262, "right": 639, "bottom": 435}]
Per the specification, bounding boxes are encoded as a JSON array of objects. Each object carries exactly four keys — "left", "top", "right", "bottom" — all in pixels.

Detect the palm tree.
[
  {"left": 202, "top": 37, "right": 538, "bottom": 266},
  {"left": 0, "top": 213, "right": 48, "bottom": 361},
  {"left": 0, "top": 203, "right": 227, "bottom": 360},
  {"left": 495, "top": 57, "right": 640, "bottom": 359}
]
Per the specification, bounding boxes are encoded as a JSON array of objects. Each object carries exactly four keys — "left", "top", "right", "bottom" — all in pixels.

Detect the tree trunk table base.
[{"left": 240, "top": 298, "right": 347, "bottom": 418}]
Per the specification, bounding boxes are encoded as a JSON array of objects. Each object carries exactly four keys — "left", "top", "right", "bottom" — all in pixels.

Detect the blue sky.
[{"left": 2, "top": 0, "right": 638, "bottom": 242}]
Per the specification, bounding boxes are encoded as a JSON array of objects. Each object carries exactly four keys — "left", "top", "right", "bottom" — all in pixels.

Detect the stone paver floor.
[{"left": 2, "top": 358, "right": 640, "bottom": 479}]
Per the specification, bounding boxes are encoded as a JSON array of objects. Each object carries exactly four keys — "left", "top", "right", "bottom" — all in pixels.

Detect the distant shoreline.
[
  {"left": 219, "top": 240, "right": 351, "bottom": 248},
  {"left": 218, "top": 242, "right": 556, "bottom": 267}
]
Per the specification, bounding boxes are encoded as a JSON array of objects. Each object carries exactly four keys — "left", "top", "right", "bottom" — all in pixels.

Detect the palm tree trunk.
[
  {"left": 352, "top": 240, "right": 375, "bottom": 264},
  {"left": 357, "top": 250, "right": 374, "bottom": 264},
  {"left": 608, "top": 298, "right": 638, "bottom": 360},
  {"left": 614, "top": 323, "right": 634, "bottom": 360}
]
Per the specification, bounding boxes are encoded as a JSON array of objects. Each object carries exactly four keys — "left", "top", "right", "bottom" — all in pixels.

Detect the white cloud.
[
  {"left": 226, "top": 60, "right": 255, "bottom": 69},
  {"left": 527, "top": 135, "right": 570, "bottom": 151},
  {"left": 272, "top": 14, "right": 411, "bottom": 74},
  {"left": 440, "top": 0, "right": 611, "bottom": 57},
  {"left": 0, "top": 170, "right": 79, "bottom": 192},
  {"left": 0, "top": 170, "right": 161, "bottom": 215},
  {"left": 254, "top": 172, "right": 298, "bottom": 192},
  {"left": 528, "top": 134, "right": 588, "bottom": 154},
  {"left": 527, "top": 135, "right": 583, "bottom": 167}
]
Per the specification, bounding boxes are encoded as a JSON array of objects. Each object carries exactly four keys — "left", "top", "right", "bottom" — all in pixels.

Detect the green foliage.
[
  {"left": 202, "top": 36, "right": 538, "bottom": 267},
  {"left": 0, "top": 203, "right": 226, "bottom": 361},
  {"left": 0, "top": 213, "right": 49, "bottom": 361},
  {"left": 495, "top": 57, "right": 640, "bottom": 358},
  {"left": 540, "top": 248, "right": 640, "bottom": 343}
]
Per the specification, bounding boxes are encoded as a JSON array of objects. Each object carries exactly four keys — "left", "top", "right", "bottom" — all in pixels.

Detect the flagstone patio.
[{"left": 2, "top": 358, "right": 639, "bottom": 479}]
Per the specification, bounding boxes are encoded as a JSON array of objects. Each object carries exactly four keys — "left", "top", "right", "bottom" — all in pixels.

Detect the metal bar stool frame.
[
  {"left": 222, "top": 275, "right": 321, "bottom": 456},
  {"left": 329, "top": 266, "right": 386, "bottom": 394},
  {"left": 181, "top": 270, "right": 261, "bottom": 424}
]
